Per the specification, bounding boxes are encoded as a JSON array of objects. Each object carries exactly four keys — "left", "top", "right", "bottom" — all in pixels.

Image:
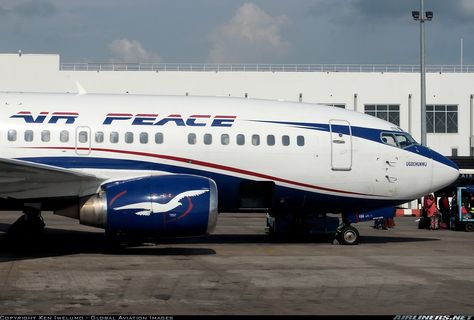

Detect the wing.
[
  {"left": 0, "top": 158, "right": 104, "bottom": 199},
  {"left": 172, "top": 189, "right": 209, "bottom": 202}
]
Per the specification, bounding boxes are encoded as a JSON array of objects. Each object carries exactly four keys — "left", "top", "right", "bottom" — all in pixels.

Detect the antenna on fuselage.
[{"left": 75, "top": 81, "right": 87, "bottom": 96}]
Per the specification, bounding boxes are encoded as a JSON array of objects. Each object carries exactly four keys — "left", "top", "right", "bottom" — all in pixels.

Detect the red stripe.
[
  {"left": 22, "top": 146, "right": 385, "bottom": 197},
  {"left": 17, "top": 111, "right": 31, "bottom": 114},
  {"left": 52, "top": 112, "right": 79, "bottom": 115},
  {"left": 109, "top": 190, "right": 127, "bottom": 206},
  {"left": 214, "top": 115, "right": 236, "bottom": 119},
  {"left": 136, "top": 114, "right": 158, "bottom": 117},
  {"left": 168, "top": 114, "right": 182, "bottom": 117},
  {"left": 177, "top": 197, "right": 193, "bottom": 220},
  {"left": 106, "top": 113, "right": 133, "bottom": 117},
  {"left": 190, "top": 115, "right": 211, "bottom": 118}
]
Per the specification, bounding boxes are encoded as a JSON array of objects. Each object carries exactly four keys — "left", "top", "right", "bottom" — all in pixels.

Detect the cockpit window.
[
  {"left": 381, "top": 132, "right": 417, "bottom": 149},
  {"left": 394, "top": 134, "right": 411, "bottom": 148},
  {"left": 381, "top": 133, "right": 398, "bottom": 147}
]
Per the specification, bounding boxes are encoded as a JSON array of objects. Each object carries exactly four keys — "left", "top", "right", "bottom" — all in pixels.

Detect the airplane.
[{"left": 0, "top": 92, "right": 459, "bottom": 245}]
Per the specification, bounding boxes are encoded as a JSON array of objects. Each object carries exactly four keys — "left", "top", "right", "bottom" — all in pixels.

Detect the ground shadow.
[
  {"left": 0, "top": 225, "right": 216, "bottom": 262},
  {"left": 360, "top": 235, "right": 440, "bottom": 244},
  {"left": 0, "top": 223, "right": 440, "bottom": 262}
]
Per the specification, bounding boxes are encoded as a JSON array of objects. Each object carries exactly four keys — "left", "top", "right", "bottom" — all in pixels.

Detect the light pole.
[{"left": 412, "top": 0, "right": 433, "bottom": 147}]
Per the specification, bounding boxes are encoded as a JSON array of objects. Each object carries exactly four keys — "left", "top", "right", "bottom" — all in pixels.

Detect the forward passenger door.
[{"left": 329, "top": 119, "right": 352, "bottom": 171}]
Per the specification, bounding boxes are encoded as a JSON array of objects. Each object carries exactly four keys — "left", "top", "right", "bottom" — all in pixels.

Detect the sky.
[{"left": 0, "top": 0, "right": 473, "bottom": 65}]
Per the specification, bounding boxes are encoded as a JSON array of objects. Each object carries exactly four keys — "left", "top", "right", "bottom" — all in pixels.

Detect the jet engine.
[{"left": 76, "top": 174, "right": 218, "bottom": 237}]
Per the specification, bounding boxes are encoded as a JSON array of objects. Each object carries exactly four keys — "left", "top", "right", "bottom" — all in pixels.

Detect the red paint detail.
[
  {"left": 214, "top": 115, "right": 236, "bottom": 119},
  {"left": 168, "top": 114, "right": 182, "bottom": 117},
  {"left": 136, "top": 114, "right": 158, "bottom": 117},
  {"left": 22, "top": 146, "right": 385, "bottom": 197},
  {"left": 52, "top": 112, "right": 79, "bottom": 115},
  {"left": 18, "top": 111, "right": 31, "bottom": 114},
  {"left": 106, "top": 113, "right": 133, "bottom": 117},
  {"left": 177, "top": 197, "right": 193, "bottom": 220},
  {"left": 190, "top": 115, "right": 211, "bottom": 118},
  {"left": 109, "top": 190, "right": 127, "bottom": 206}
]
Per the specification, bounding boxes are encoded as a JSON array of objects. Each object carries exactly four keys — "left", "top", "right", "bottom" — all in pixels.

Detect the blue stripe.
[
  {"left": 251, "top": 119, "right": 397, "bottom": 145},
  {"left": 17, "top": 156, "right": 410, "bottom": 213},
  {"left": 250, "top": 119, "right": 459, "bottom": 170}
]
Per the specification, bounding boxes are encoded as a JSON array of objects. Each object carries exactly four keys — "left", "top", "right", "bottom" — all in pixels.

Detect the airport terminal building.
[{"left": 2, "top": 53, "right": 473, "bottom": 188}]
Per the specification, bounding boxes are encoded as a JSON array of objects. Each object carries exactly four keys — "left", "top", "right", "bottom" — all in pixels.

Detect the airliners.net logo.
[{"left": 394, "top": 316, "right": 472, "bottom": 320}]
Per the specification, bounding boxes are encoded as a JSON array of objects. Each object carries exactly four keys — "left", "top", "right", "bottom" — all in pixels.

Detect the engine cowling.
[{"left": 79, "top": 174, "right": 218, "bottom": 237}]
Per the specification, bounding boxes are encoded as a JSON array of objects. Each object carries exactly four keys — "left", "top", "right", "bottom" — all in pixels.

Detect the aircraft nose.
[{"left": 430, "top": 150, "right": 459, "bottom": 191}]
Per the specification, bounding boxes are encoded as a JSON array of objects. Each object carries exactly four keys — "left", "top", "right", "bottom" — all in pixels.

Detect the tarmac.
[{"left": 0, "top": 211, "right": 473, "bottom": 315}]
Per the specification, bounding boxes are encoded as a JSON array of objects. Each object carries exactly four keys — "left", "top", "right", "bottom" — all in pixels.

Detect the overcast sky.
[{"left": 0, "top": 0, "right": 473, "bottom": 65}]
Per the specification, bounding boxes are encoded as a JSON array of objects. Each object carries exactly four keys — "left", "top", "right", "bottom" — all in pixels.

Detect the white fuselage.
[{"left": 0, "top": 93, "right": 459, "bottom": 213}]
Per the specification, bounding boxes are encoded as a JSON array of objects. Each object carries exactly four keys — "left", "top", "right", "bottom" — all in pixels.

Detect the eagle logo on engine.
[{"left": 113, "top": 189, "right": 209, "bottom": 217}]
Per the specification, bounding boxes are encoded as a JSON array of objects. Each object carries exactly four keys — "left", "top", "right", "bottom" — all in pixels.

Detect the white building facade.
[{"left": 1, "top": 53, "right": 473, "bottom": 158}]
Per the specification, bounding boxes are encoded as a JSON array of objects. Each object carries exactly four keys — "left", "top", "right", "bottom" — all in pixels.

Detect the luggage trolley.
[{"left": 453, "top": 186, "right": 474, "bottom": 232}]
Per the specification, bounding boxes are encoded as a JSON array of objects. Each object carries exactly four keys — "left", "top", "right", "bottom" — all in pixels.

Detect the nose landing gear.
[
  {"left": 266, "top": 212, "right": 360, "bottom": 245},
  {"left": 336, "top": 224, "right": 360, "bottom": 245}
]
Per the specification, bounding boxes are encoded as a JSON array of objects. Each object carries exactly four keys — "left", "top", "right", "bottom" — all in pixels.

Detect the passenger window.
[
  {"left": 110, "top": 131, "right": 119, "bottom": 143},
  {"left": 188, "top": 133, "right": 196, "bottom": 145},
  {"left": 155, "top": 132, "right": 163, "bottom": 144},
  {"left": 8, "top": 129, "right": 17, "bottom": 142},
  {"left": 297, "top": 135, "right": 305, "bottom": 146},
  {"left": 60, "top": 130, "right": 69, "bottom": 143},
  {"left": 204, "top": 133, "right": 212, "bottom": 145},
  {"left": 221, "top": 134, "right": 230, "bottom": 145},
  {"left": 381, "top": 133, "right": 398, "bottom": 147},
  {"left": 41, "top": 130, "right": 50, "bottom": 142},
  {"left": 125, "top": 132, "right": 133, "bottom": 144},
  {"left": 78, "top": 131, "right": 88, "bottom": 143},
  {"left": 267, "top": 135, "right": 275, "bottom": 146},
  {"left": 237, "top": 134, "right": 245, "bottom": 146},
  {"left": 95, "top": 131, "right": 104, "bottom": 143},
  {"left": 282, "top": 135, "right": 290, "bottom": 146},
  {"left": 140, "top": 132, "right": 148, "bottom": 144},
  {"left": 252, "top": 134, "right": 260, "bottom": 146},
  {"left": 24, "top": 130, "right": 33, "bottom": 142}
]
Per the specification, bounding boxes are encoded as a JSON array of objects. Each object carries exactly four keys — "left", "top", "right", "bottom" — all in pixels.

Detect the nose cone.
[{"left": 430, "top": 149, "right": 459, "bottom": 191}]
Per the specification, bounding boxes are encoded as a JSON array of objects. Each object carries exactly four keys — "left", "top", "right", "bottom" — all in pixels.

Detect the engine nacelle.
[{"left": 79, "top": 174, "right": 218, "bottom": 237}]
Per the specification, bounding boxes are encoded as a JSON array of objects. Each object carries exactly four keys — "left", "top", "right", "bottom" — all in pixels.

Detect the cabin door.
[
  {"left": 329, "top": 119, "right": 352, "bottom": 171},
  {"left": 75, "top": 126, "right": 91, "bottom": 155}
]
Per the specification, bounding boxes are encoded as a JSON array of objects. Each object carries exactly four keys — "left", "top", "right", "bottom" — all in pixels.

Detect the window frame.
[
  {"left": 24, "top": 130, "right": 34, "bottom": 142},
  {"left": 110, "top": 131, "right": 119, "bottom": 144},
  {"left": 41, "top": 130, "right": 51, "bottom": 142},
  {"left": 7, "top": 129, "right": 17, "bottom": 142},
  {"left": 426, "top": 104, "right": 458, "bottom": 133},
  {"left": 365, "top": 104, "right": 400, "bottom": 126}
]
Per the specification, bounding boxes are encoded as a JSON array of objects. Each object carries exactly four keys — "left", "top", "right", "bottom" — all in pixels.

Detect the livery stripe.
[{"left": 19, "top": 146, "right": 387, "bottom": 198}]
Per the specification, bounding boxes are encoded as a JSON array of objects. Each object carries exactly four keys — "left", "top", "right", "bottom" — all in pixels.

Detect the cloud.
[
  {"left": 208, "top": 2, "right": 290, "bottom": 63},
  {"left": 108, "top": 38, "right": 162, "bottom": 63},
  {"left": 460, "top": 0, "right": 474, "bottom": 15},
  {"left": 307, "top": 0, "right": 412, "bottom": 23},
  {"left": 12, "top": 0, "right": 56, "bottom": 17},
  {"left": 308, "top": 0, "right": 474, "bottom": 25},
  {"left": 0, "top": 0, "right": 56, "bottom": 17}
]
